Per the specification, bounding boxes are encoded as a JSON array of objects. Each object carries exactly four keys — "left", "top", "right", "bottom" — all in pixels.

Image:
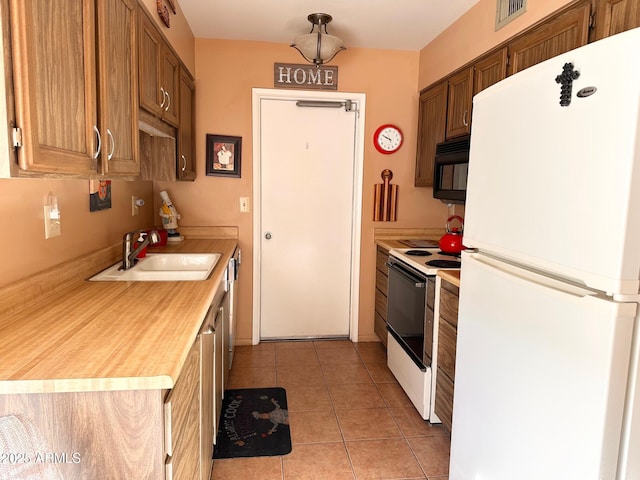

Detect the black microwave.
[{"left": 433, "top": 134, "right": 470, "bottom": 204}]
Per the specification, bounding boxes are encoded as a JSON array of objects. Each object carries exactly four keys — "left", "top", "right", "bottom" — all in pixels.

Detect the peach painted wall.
[
  {"left": 153, "top": 39, "right": 450, "bottom": 344},
  {"left": 419, "top": 0, "right": 573, "bottom": 90},
  {"left": 0, "top": 178, "right": 154, "bottom": 287}
]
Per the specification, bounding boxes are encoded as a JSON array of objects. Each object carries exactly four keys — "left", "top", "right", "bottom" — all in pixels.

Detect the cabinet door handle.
[
  {"left": 201, "top": 326, "right": 214, "bottom": 335},
  {"left": 200, "top": 318, "right": 214, "bottom": 335},
  {"left": 165, "top": 457, "right": 173, "bottom": 480},
  {"left": 106, "top": 129, "right": 115, "bottom": 160},
  {"left": 181, "top": 154, "right": 186, "bottom": 172},
  {"left": 93, "top": 125, "right": 101, "bottom": 159},
  {"left": 160, "top": 87, "right": 166, "bottom": 108},
  {"left": 163, "top": 400, "right": 173, "bottom": 456},
  {"left": 463, "top": 110, "right": 468, "bottom": 127},
  {"left": 164, "top": 91, "right": 171, "bottom": 112}
]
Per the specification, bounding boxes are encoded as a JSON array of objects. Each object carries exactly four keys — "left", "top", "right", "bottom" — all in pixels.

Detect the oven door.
[{"left": 386, "top": 258, "right": 428, "bottom": 370}]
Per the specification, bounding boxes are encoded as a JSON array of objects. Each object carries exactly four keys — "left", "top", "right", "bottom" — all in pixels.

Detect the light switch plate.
[
  {"left": 240, "top": 197, "right": 250, "bottom": 213},
  {"left": 131, "top": 195, "right": 139, "bottom": 216},
  {"left": 44, "top": 205, "right": 61, "bottom": 239}
]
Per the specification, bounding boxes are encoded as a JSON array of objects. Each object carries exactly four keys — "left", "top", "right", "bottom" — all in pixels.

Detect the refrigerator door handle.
[{"left": 469, "top": 252, "right": 599, "bottom": 298}]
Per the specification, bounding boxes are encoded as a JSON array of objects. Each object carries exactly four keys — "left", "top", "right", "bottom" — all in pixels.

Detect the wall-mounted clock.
[{"left": 373, "top": 124, "right": 403, "bottom": 154}]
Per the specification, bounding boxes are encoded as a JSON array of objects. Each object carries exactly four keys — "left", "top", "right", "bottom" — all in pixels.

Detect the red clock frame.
[{"left": 373, "top": 124, "right": 403, "bottom": 154}]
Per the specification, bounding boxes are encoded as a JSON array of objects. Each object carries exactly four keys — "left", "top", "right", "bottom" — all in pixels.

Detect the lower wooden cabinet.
[
  {"left": 165, "top": 336, "right": 201, "bottom": 480},
  {"left": 374, "top": 246, "right": 389, "bottom": 346},
  {"left": 199, "top": 310, "right": 215, "bottom": 480},
  {"left": 0, "top": 286, "right": 227, "bottom": 480},
  {"left": 434, "top": 368, "right": 455, "bottom": 430},
  {"left": 434, "top": 276, "right": 460, "bottom": 432}
]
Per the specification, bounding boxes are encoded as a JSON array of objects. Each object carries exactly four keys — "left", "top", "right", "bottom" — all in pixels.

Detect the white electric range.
[
  {"left": 388, "top": 248, "right": 462, "bottom": 275},
  {"left": 385, "top": 247, "right": 461, "bottom": 421}
]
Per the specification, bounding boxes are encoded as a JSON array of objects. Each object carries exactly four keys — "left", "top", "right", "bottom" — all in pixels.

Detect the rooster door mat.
[{"left": 213, "top": 387, "right": 291, "bottom": 459}]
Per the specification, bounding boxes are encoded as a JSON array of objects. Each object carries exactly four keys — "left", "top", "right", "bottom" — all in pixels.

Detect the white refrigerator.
[{"left": 451, "top": 27, "right": 640, "bottom": 480}]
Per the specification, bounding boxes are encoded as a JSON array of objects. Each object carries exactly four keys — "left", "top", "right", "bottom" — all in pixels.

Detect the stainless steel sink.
[{"left": 89, "top": 253, "right": 221, "bottom": 282}]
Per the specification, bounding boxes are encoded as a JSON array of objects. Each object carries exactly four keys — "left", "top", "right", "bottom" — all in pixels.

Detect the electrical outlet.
[
  {"left": 240, "top": 197, "right": 250, "bottom": 213},
  {"left": 44, "top": 205, "right": 61, "bottom": 239}
]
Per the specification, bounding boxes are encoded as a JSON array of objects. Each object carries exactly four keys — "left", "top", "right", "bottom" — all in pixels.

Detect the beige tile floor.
[{"left": 211, "top": 340, "right": 450, "bottom": 480}]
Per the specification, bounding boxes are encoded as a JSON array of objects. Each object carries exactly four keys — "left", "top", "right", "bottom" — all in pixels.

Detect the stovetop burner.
[
  {"left": 404, "top": 250, "right": 433, "bottom": 257},
  {"left": 426, "top": 259, "right": 462, "bottom": 268},
  {"left": 437, "top": 251, "right": 461, "bottom": 258},
  {"left": 389, "top": 247, "right": 462, "bottom": 275}
]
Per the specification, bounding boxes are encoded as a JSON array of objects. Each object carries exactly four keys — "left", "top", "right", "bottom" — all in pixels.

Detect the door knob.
[{"left": 265, "top": 232, "right": 272, "bottom": 240}]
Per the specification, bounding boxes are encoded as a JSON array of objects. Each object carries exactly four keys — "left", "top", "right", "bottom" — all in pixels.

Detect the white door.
[{"left": 255, "top": 92, "right": 362, "bottom": 340}]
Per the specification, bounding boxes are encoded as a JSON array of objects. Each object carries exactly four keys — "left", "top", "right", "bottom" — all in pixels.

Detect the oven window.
[
  {"left": 439, "top": 163, "right": 468, "bottom": 190},
  {"left": 386, "top": 262, "right": 428, "bottom": 369}
]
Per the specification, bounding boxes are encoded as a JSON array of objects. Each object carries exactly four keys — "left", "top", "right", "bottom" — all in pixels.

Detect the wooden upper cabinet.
[
  {"left": 446, "top": 66, "right": 474, "bottom": 139},
  {"left": 508, "top": 2, "right": 591, "bottom": 76},
  {"left": 162, "top": 48, "right": 180, "bottom": 127},
  {"left": 138, "top": 12, "right": 163, "bottom": 118},
  {"left": 415, "top": 81, "right": 447, "bottom": 187},
  {"left": 592, "top": 0, "right": 640, "bottom": 41},
  {"left": 474, "top": 47, "right": 508, "bottom": 95},
  {"left": 9, "top": 0, "right": 98, "bottom": 175},
  {"left": 96, "top": 0, "right": 139, "bottom": 175},
  {"left": 416, "top": 48, "right": 506, "bottom": 186},
  {"left": 138, "top": 9, "right": 179, "bottom": 127},
  {"left": 8, "top": 0, "right": 139, "bottom": 177},
  {"left": 445, "top": 48, "right": 506, "bottom": 140},
  {"left": 178, "top": 67, "right": 196, "bottom": 181}
]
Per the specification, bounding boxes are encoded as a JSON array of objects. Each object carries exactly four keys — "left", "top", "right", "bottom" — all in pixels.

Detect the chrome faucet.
[{"left": 120, "top": 229, "right": 161, "bottom": 271}]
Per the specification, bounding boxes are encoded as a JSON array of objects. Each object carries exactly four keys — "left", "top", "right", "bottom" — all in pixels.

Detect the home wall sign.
[{"left": 274, "top": 63, "right": 338, "bottom": 90}]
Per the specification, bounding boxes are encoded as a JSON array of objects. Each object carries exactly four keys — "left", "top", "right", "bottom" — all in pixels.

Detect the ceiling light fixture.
[{"left": 290, "top": 13, "right": 346, "bottom": 66}]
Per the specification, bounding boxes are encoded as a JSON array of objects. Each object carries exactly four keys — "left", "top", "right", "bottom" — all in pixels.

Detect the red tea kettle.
[{"left": 439, "top": 215, "right": 465, "bottom": 254}]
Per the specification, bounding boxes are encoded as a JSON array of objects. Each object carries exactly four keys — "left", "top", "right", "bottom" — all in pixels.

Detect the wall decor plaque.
[{"left": 274, "top": 63, "right": 338, "bottom": 90}]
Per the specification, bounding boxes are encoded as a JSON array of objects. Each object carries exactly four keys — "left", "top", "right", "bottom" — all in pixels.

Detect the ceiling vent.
[{"left": 495, "top": 0, "right": 527, "bottom": 30}]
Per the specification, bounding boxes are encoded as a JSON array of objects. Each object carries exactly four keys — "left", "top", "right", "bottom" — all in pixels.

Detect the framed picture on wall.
[
  {"left": 89, "top": 179, "right": 112, "bottom": 211},
  {"left": 206, "top": 134, "right": 242, "bottom": 178}
]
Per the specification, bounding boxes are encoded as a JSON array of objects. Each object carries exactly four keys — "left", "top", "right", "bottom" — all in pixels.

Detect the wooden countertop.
[
  {"left": 375, "top": 239, "right": 442, "bottom": 251},
  {"left": 438, "top": 270, "right": 461, "bottom": 287},
  {"left": 0, "top": 237, "right": 237, "bottom": 395},
  {"left": 374, "top": 227, "right": 443, "bottom": 252},
  {"left": 376, "top": 239, "right": 407, "bottom": 251}
]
